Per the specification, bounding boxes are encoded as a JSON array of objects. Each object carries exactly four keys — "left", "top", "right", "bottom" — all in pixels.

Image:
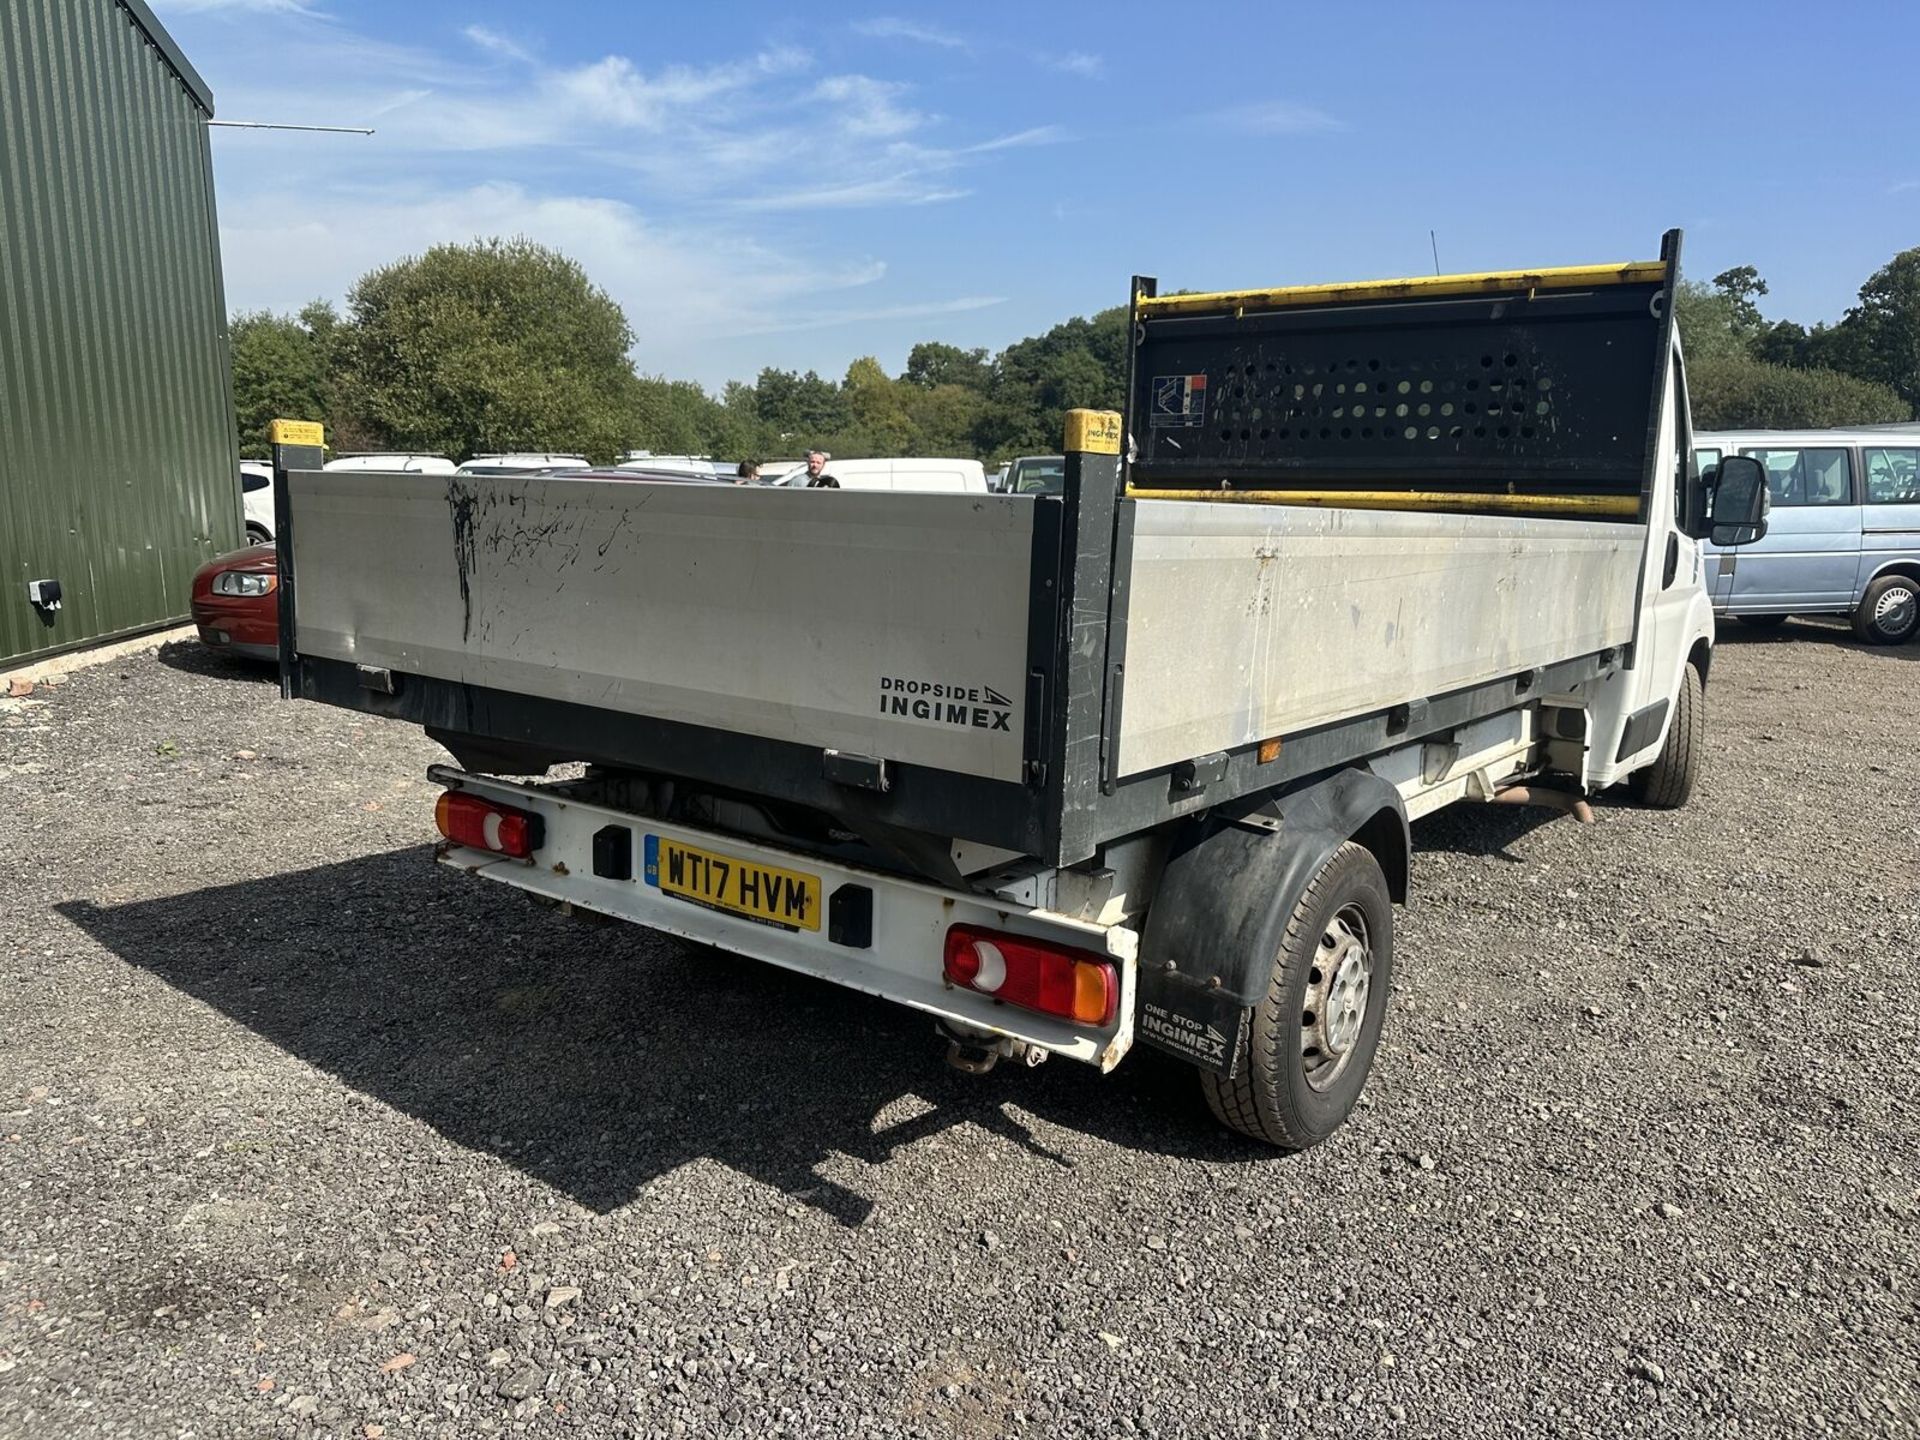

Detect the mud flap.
[{"left": 1138, "top": 983, "right": 1247, "bottom": 1078}]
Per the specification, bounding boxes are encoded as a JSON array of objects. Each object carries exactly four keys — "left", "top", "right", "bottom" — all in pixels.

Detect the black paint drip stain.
[{"left": 448, "top": 478, "right": 480, "bottom": 642}]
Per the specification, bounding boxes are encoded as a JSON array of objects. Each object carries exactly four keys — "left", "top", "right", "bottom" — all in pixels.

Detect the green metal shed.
[{"left": 0, "top": 0, "right": 240, "bottom": 667}]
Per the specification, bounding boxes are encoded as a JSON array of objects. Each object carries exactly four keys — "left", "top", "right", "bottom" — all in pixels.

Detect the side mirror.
[{"left": 1710, "top": 454, "right": 1770, "bottom": 546}]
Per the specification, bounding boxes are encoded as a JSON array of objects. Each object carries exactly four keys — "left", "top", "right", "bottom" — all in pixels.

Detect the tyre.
[
  {"left": 1734, "top": 614, "right": 1787, "bottom": 630},
  {"left": 1199, "top": 841, "right": 1393, "bottom": 1149},
  {"left": 246, "top": 523, "right": 271, "bottom": 545},
  {"left": 1629, "top": 662, "right": 1703, "bottom": 809},
  {"left": 1852, "top": 574, "right": 1920, "bottom": 645}
]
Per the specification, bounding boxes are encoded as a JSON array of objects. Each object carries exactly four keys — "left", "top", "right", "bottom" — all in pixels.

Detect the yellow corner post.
[
  {"left": 267, "top": 418, "right": 325, "bottom": 448},
  {"left": 1063, "top": 408, "right": 1121, "bottom": 455}
]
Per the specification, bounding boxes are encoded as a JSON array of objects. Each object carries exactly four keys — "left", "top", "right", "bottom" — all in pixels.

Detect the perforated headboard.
[{"left": 1125, "top": 242, "right": 1678, "bottom": 515}]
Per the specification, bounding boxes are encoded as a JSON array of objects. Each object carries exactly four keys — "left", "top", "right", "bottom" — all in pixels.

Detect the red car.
[{"left": 190, "top": 544, "right": 278, "bottom": 660}]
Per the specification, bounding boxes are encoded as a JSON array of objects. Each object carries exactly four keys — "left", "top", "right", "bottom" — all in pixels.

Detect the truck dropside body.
[{"left": 276, "top": 231, "right": 1708, "bottom": 1080}]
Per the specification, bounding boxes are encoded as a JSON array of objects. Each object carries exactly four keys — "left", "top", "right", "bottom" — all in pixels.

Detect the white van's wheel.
[
  {"left": 1629, "top": 663, "right": 1703, "bottom": 809},
  {"left": 1853, "top": 575, "right": 1920, "bottom": 645}
]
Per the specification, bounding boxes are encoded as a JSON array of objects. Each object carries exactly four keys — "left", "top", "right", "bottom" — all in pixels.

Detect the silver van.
[{"left": 1696, "top": 429, "right": 1920, "bottom": 644}]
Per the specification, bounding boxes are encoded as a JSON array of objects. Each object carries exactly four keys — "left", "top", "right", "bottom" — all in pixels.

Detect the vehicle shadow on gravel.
[
  {"left": 154, "top": 638, "right": 279, "bottom": 683},
  {"left": 1410, "top": 802, "right": 1565, "bottom": 861},
  {"left": 56, "top": 850, "right": 1256, "bottom": 1228}
]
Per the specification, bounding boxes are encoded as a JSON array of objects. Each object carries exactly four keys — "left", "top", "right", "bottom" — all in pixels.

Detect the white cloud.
[
  {"left": 219, "top": 183, "right": 890, "bottom": 375},
  {"left": 808, "top": 74, "right": 925, "bottom": 139},
  {"left": 1889, "top": 179, "right": 1920, "bottom": 196},
  {"left": 1212, "top": 100, "right": 1344, "bottom": 134},
  {"left": 736, "top": 176, "right": 971, "bottom": 212},
  {"left": 172, "top": 8, "right": 1065, "bottom": 382},
  {"left": 961, "top": 125, "right": 1068, "bottom": 154},
  {"left": 1045, "top": 51, "right": 1104, "bottom": 78},
  {"left": 461, "top": 25, "right": 536, "bottom": 66},
  {"left": 851, "top": 17, "right": 967, "bottom": 50},
  {"left": 729, "top": 295, "right": 1006, "bottom": 339}
]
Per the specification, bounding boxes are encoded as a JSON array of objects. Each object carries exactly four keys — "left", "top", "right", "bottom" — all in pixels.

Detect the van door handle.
[{"left": 1662, "top": 533, "right": 1679, "bottom": 589}]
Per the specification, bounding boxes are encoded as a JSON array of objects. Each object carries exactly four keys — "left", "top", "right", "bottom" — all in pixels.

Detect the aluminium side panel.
[
  {"left": 0, "top": 0, "right": 239, "bottom": 666},
  {"left": 1115, "top": 501, "right": 1644, "bottom": 778},
  {"left": 289, "top": 474, "right": 1037, "bottom": 785}
]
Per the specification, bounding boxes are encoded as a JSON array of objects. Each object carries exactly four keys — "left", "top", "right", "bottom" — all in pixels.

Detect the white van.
[
  {"left": 323, "top": 453, "right": 458, "bottom": 475},
  {"left": 456, "top": 453, "right": 589, "bottom": 476},
  {"left": 774, "top": 458, "right": 987, "bottom": 493}
]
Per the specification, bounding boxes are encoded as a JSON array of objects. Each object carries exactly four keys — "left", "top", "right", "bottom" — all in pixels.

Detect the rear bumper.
[{"left": 430, "top": 769, "right": 1139, "bottom": 1070}]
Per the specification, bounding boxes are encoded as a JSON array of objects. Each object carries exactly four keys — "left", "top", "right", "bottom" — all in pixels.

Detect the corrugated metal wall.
[{"left": 0, "top": 0, "right": 239, "bottom": 667}]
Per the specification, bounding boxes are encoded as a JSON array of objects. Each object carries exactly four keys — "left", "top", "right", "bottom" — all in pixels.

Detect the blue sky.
[{"left": 156, "top": 0, "right": 1920, "bottom": 391}]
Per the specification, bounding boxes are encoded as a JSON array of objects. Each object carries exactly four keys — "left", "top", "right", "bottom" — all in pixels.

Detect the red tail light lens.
[
  {"left": 943, "top": 925, "right": 1118, "bottom": 1026},
  {"left": 434, "top": 791, "right": 544, "bottom": 859}
]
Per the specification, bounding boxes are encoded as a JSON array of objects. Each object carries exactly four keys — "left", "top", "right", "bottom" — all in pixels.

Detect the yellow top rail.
[
  {"left": 1124, "top": 486, "right": 1640, "bottom": 519},
  {"left": 1135, "top": 260, "right": 1668, "bottom": 318}
]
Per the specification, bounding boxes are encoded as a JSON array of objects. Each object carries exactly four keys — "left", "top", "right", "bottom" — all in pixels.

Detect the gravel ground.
[{"left": 1, "top": 623, "right": 1915, "bottom": 1439}]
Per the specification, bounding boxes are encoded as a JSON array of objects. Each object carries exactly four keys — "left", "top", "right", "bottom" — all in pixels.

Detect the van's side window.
[
  {"left": 1742, "top": 447, "right": 1853, "bottom": 507},
  {"left": 1863, "top": 447, "right": 1920, "bottom": 505}
]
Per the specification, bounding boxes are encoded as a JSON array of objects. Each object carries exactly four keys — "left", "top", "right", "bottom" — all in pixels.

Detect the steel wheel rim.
[
  {"left": 1302, "top": 905, "right": 1373, "bottom": 1092},
  {"left": 1874, "top": 584, "right": 1917, "bottom": 637}
]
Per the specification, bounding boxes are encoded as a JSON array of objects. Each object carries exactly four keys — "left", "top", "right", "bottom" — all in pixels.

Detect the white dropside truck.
[{"left": 269, "top": 232, "right": 1769, "bottom": 1148}]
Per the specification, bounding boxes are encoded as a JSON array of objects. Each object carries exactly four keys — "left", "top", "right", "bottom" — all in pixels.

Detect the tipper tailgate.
[{"left": 287, "top": 473, "right": 1039, "bottom": 784}]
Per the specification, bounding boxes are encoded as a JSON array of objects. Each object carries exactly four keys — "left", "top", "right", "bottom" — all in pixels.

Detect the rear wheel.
[
  {"left": 1629, "top": 662, "right": 1703, "bottom": 809},
  {"left": 1853, "top": 574, "right": 1920, "bottom": 645},
  {"left": 1199, "top": 842, "right": 1393, "bottom": 1149},
  {"left": 246, "top": 523, "right": 271, "bottom": 545},
  {"left": 1734, "top": 614, "right": 1787, "bottom": 630}
]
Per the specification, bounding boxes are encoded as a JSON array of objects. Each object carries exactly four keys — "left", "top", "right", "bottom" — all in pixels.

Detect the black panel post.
[
  {"left": 268, "top": 418, "right": 325, "bottom": 700},
  {"left": 1048, "top": 409, "right": 1124, "bottom": 865}
]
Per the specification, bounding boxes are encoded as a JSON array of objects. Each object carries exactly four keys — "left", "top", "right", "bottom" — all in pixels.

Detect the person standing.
[{"left": 803, "top": 450, "right": 839, "bottom": 489}]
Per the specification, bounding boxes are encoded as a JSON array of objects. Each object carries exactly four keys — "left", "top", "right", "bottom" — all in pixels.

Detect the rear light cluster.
[
  {"left": 434, "top": 791, "right": 544, "bottom": 859},
  {"left": 943, "top": 925, "right": 1117, "bottom": 1026}
]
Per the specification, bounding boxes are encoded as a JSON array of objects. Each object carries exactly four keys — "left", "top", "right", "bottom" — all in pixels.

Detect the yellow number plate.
[{"left": 644, "top": 836, "right": 821, "bottom": 932}]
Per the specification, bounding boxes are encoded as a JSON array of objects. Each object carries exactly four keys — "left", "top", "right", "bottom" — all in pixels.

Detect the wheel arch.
[
  {"left": 1135, "top": 767, "right": 1407, "bottom": 1075},
  {"left": 1687, "top": 634, "right": 1713, "bottom": 687},
  {"left": 1864, "top": 558, "right": 1920, "bottom": 592}
]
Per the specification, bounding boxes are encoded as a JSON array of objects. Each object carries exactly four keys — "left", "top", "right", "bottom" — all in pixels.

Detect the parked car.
[
  {"left": 1697, "top": 429, "right": 1920, "bottom": 643},
  {"left": 456, "top": 453, "right": 589, "bottom": 476},
  {"left": 190, "top": 544, "right": 277, "bottom": 661},
  {"left": 556, "top": 467, "right": 727, "bottom": 486},
  {"left": 323, "top": 453, "right": 458, "bottom": 474},
  {"left": 1006, "top": 455, "right": 1066, "bottom": 495},
  {"left": 239, "top": 460, "right": 274, "bottom": 542},
  {"left": 770, "top": 457, "right": 987, "bottom": 493},
  {"left": 613, "top": 457, "right": 728, "bottom": 482}
]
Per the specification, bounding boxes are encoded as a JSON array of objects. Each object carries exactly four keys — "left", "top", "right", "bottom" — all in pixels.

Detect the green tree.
[
  {"left": 753, "top": 368, "right": 846, "bottom": 446},
  {"left": 1672, "top": 281, "right": 1746, "bottom": 366},
  {"left": 902, "top": 382, "right": 985, "bottom": 456},
  {"left": 903, "top": 341, "right": 990, "bottom": 392},
  {"left": 975, "top": 304, "right": 1129, "bottom": 461},
  {"left": 841, "top": 356, "right": 914, "bottom": 454},
  {"left": 1687, "top": 353, "right": 1907, "bottom": 429},
  {"left": 229, "top": 305, "right": 335, "bottom": 458},
  {"left": 1712, "top": 264, "right": 1769, "bottom": 337},
  {"left": 1835, "top": 247, "right": 1920, "bottom": 412},
  {"left": 331, "top": 238, "right": 642, "bottom": 464}
]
